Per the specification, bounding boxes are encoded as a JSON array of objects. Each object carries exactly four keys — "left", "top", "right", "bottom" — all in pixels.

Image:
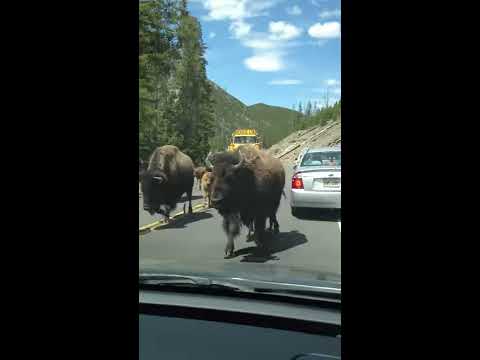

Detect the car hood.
[{"left": 140, "top": 258, "right": 341, "bottom": 290}]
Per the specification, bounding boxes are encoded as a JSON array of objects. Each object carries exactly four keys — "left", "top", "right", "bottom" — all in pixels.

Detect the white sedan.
[{"left": 290, "top": 147, "right": 341, "bottom": 217}]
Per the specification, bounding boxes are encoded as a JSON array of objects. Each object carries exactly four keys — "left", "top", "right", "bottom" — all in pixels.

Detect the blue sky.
[{"left": 188, "top": 0, "right": 341, "bottom": 109}]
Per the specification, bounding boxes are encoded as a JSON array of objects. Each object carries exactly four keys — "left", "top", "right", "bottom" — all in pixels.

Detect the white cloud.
[
  {"left": 286, "top": 5, "right": 302, "bottom": 16},
  {"left": 229, "top": 20, "right": 252, "bottom": 38},
  {"left": 209, "top": 32, "right": 216, "bottom": 39},
  {"left": 269, "top": 79, "right": 302, "bottom": 85},
  {"left": 325, "top": 79, "right": 340, "bottom": 86},
  {"left": 310, "top": 0, "right": 328, "bottom": 7},
  {"left": 244, "top": 53, "right": 284, "bottom": 72},
  {"left": 202, "top": 0, "right": 247, "bottom": 21},
  {"left": 333, "top": 87, "right": 341, "bottom": 95},
  {"left": 308, "top": 22, "right": 341, "bottom": 39},
  {"left": 268, "top": 21, "right": 302, "bottom": 40},
  {"left": 319, "top": 9, "right": 341, "bottom": 19},
  {"left": 201, "top": 0, "right": 278, "bottom": 21},
  {"left": 243, "top": 38, "right": 277, "bottom": 49},
  {"left": 197, "top": 1, "right": 300, "bottom": 73}
]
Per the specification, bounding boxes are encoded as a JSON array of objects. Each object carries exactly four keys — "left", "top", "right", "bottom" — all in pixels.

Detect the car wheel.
[{"left": 291, "top": 207, "right": 302, "bottom": 218}]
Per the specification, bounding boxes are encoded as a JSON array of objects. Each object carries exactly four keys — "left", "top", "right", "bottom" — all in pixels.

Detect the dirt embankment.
[{"left": 268, "top": 117, "right": 341, "bottom": 164}]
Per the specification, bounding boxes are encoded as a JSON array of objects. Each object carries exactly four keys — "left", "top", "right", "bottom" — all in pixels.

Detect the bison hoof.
[
  {"left": 224, "top": 250, "right": 235, "bottom": 259},
  {"left": 224, "top": 245, "right": 235, "bottom": 258}
]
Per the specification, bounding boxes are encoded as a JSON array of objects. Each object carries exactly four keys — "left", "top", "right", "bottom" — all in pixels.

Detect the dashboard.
[{"left": 140, "top": 290, "right": 341, "bottom": 360}]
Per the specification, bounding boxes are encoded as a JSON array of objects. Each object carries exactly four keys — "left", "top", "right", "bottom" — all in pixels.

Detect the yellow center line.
[{"left": 139, "top": 203, "right": 207, "bottom": 235}]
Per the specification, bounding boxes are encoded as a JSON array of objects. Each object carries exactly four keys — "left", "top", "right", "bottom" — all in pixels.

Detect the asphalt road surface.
[{"left": 139, "top": 166, "right": 341, "bottom": 284}]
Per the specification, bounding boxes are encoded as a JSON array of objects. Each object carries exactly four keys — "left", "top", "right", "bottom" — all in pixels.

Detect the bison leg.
[
  {"left": 187, "top": 189, "right": 193, "bottom": 213},
  {"left": 270, "top": 215, "right": 280, "bottom": 234},
  {"left": 254, "top": 216, "right": 267, "bottom": 247},
  {"left": 223, "top": 214, "right": 240, "bottom": 258},
  {"left": 246, "top": 221, "right": 254, "bottom": 242},
  {"left": 202, "top": 187, "right": 209, "bottom": 207},
  {"left": 163, "top": 210, "right": 170, "bottom": 223},
  {"left": 267, "top": 217, "right": 274, "bottom": 232}
]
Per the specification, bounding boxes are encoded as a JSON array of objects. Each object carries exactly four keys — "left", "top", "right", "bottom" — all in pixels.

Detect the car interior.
[
  {"left": 139, "top": 288, "right": 341, "bottom": 360},
  {"left": 301, "top": 153, "right": 341, "bottom": 167}
]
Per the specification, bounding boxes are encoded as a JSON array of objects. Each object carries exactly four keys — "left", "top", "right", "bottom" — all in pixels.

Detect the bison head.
[
  {"left": 202, "top": 171, "right": 214, "bottom": 188},
  {"left": 210, "top": 151, "right": 252, "bottom": 211},
  {"left": 140, "top": 169, "right": 168, "bottom": 215}
]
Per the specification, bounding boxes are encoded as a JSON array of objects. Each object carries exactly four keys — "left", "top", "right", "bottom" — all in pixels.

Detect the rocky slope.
[{"left": 268, "top": 116, "right": 341, "bottom": 163}]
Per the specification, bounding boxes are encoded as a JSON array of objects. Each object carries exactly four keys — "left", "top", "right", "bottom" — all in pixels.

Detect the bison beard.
[{"left": 222, "top": 213, "right": 241, "bottom": 257}]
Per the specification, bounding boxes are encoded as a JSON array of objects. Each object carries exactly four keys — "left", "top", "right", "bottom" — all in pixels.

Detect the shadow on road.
[
  {"left": 294, "top": 209, "right": 341, "bottom": 222},
  {"left": 156, "top": 211, "right": 213, "bottom": 230},
  {"left": 179, "top": 194, "right": 203, "bottom": 201},
  {"left": 232, "top": 230, "right": 308, "bottom": 263}
]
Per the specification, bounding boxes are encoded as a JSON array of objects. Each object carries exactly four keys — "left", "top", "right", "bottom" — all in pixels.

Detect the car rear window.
[{"left": 300, "top": 151, "right": 341, "bottom": 167}]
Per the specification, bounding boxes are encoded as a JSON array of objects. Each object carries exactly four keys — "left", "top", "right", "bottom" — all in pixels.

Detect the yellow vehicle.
[{"left": 227, "top": 129, "right": 263, "bottom": 151}]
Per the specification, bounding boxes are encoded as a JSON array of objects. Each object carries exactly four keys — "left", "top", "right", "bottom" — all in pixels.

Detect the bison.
[
  {"left": 141, "top": 145, "right": 194, "bottom": 221},
  {"left": 193, "top": 166, "right": 207, "bottom": 191},
  {"left": 245, "top": 215, "right": 280, "bottom": 242},
  {"left": 209, "top": 145, "right": 285, "bottom": 258},
  {"left": 139, "top": 159, "right": 147, "bottom": 197},
  {"left": 200, "top": 171, "right": 214, "bottom": 208},
  {"left": 139, "top": 159, "right": 147, "bottom": 182}
]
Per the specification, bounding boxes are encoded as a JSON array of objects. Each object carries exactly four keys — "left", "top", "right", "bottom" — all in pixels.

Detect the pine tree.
[
  {"left": 305, "top": 100, "right": 312, "bottom": 118},
  {"left": 295, "top": 101, "right": 304, "bottom": 130},
  {"left": 174, "top": 5, "right": 214, "bottom": 165},
  {"left": 291, "top": 103, "right": 297, "bottom": 132},
  {"left": 139, "top": 0, "right": 182, "bottom": 161}
]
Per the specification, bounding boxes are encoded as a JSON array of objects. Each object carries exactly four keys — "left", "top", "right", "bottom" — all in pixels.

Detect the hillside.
[
  {"left": 268, "top": 115, "right": 341, "bottom": 164},
  {"left": 209, "top": 81, "right": 300, "bottom": 150},
  {"left": 246, "top": 103, "right": 298, "bottom": 146}
]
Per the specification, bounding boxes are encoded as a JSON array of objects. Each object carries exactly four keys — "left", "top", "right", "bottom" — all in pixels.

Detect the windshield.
[
  {"left": 139, "top": 0, "right": 341, "bottom": 298},
  {"left": 301, "top": 151, "right": 341, "bottom": 167},
  {"left": 234, "top": 136, "right": 257, "bottom": 144}
]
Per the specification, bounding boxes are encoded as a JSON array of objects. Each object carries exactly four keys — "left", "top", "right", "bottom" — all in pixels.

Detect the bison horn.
[{"left": 152, "top": 176, "right": 164, "bottom": 184}]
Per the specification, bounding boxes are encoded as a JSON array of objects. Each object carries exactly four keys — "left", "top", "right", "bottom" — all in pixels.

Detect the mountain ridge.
[{"left": 209, "top": 81, "right": 300, "bottom": 150}]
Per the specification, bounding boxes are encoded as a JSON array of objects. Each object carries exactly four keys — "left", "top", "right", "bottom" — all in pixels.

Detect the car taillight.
[{"left": 292, "top": 174, "right": 304, "bottom": 189}]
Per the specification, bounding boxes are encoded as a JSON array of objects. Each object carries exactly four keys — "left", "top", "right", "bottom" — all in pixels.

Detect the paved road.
[{"left": 139, "top": 167, "right": 341, "bottom": 284}]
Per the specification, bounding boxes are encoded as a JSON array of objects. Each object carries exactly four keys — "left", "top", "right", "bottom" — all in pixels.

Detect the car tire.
[{"left": 291, "top": 207, "right": 302, "bottom": 218}]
